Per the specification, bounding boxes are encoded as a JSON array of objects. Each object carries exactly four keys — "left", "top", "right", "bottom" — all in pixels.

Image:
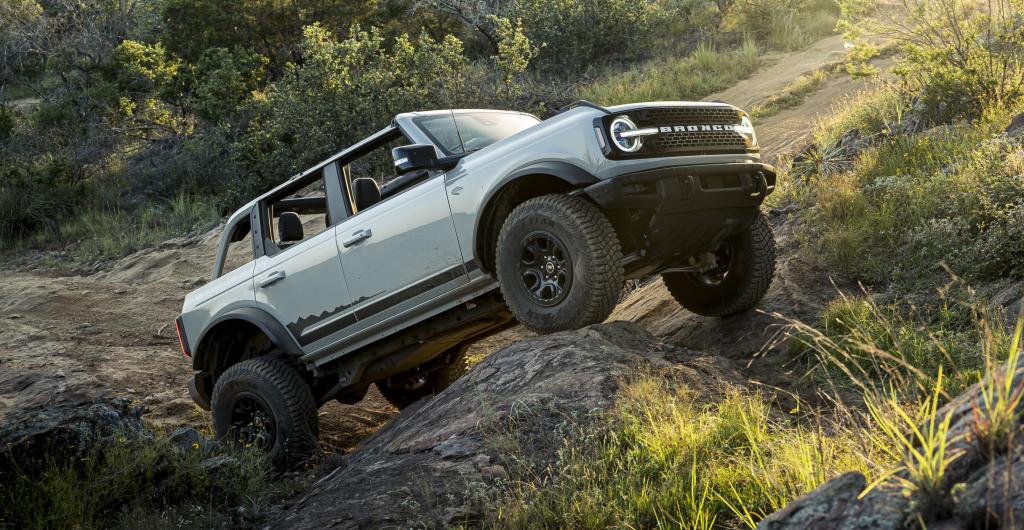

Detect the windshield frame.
[{"left": 411, "top": 110, "right": 540, "bottom": 156}]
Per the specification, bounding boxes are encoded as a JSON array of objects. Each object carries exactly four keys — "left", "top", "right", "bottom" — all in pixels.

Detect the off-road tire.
[
  {"left": 663, "top": 212, "right": 775, "bottom": 317},
  {"left": 496, "top": 194, "right": 623, "bottom": 334},
  {"left": 212, "top": 358, "right": 319, "bottom": 469},
  {"left": 376, "top": 344, "right": 470, "bottom": 409}
]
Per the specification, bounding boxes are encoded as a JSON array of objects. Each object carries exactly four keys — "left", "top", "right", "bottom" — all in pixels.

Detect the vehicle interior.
[
  {"left": 338, "top": 129, "right": 432, "bottom": 215},
  {"left": 262, "top": 171, "right": 331, "bottom": 256},
  {"left": 255, "top": 126, "right": 447, "bottom": 259}
]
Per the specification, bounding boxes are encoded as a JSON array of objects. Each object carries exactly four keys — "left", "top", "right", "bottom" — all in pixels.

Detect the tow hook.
[{"left": 740, "top": 171, "right": 769, "bottom": 199}]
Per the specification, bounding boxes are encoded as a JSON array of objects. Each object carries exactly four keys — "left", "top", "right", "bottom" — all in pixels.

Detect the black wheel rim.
[
  {"left": 692, "top": 241, "right": 734, "bottom": 286},
  {"left": 230, "top": 393, "right": 276, "bottom": 449},
  {"left": 518, "top": 230, "right": 573, "bottom": 306}
]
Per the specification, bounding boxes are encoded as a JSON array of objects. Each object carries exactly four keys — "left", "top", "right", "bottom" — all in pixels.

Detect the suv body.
[{"left": 175, "top": 101, "right": 776, "bottom": 465}]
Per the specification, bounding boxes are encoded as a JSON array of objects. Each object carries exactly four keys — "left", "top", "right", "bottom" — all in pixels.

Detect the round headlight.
[{"left": 609, "top": 116, "right": 643, "bottom": 152}]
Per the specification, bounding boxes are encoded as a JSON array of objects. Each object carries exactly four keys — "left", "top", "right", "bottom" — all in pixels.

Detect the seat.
[
  {"left": 352, "top": 178, "right": 382, "bottom": 211},
  {"left": 277, "top": 211, "right": 304, "bottom": 247},
  {"left": 379, "top": 169, "right": 429, "bottom": 199}
]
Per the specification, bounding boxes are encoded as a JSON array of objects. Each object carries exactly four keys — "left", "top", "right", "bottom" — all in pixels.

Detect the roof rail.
[{"left": 561, "top": 100, "right": 611, "bottom": 114}]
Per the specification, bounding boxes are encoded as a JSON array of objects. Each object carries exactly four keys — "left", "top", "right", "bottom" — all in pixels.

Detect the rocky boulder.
[
  {"left": 0, "top": 391, "right": 149, "bottom": 481},
  {"left": 1004, "top": 113, "right": 1024, "bottom": 138},
  {"left": 270, "top": 321, "right": 742, "bottom": 529},
  {"left": 758, "top": 354, "right": 1024, "bottom": 530}
]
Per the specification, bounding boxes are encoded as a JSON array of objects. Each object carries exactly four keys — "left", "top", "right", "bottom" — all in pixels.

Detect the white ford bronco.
[{"left": 174, "top": 101, "right": 776, "bottom": 466}]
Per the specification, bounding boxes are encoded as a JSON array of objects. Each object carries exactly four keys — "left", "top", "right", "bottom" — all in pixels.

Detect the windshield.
[{"left": 413, "top": 111, "right": 540, "bottom": 155}]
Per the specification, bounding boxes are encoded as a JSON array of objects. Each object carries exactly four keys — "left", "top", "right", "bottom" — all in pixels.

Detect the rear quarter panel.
[{"left": 179, "top": 262, "right": 256, "bottom": 355}]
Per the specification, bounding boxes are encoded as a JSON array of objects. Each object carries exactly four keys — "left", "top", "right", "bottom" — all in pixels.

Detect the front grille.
[
  {"left": 647, "top": 130, "right": 748, "bottom": 152},
  {"left": 633, "top": 106, "right": 742, "bottom": 127},
  {"left": 601, "top": 105, "right": 755, "bottom": 158}
]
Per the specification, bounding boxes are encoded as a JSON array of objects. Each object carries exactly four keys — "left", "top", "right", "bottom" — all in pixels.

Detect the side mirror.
[{"left": 392, "top": 144, "right": 461, "bottom": 175}]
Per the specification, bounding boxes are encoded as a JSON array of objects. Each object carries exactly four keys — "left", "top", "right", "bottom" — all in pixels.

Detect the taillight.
[{"left": 175, "top": 316, "right": 191, "bottom": 358}]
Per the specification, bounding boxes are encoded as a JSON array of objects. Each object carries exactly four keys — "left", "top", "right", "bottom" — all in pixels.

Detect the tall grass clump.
[
  {"left": 57, "top": 194, "right": 220, "bottom": 262},
  {"left": 488, "top": 376, "right": 882, "bottom": 529},
  {"left": 786, "top": 304, "right": 1024, "bottom": 523},
  {"left": 724, "top": 0, "right": 840, "bottom": 51},
  {"left": 864, "top": 369, "right": 963, "bottom": 514},
  {"left": 580, "top": 39, "right": 760, "bottom": 105},
  {"left": 974, "top": 318, "right": 1024, "bottom": 455},
  {"left": 792, "top": 290, "right": 1017, "bottom": 398}
]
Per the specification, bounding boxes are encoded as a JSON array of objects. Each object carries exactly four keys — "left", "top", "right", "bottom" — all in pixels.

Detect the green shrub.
[
  {"left": 0, "top": 156, "right": 81, "bottom": 248},
  {"left": 0, "top": 104, "right": 14, "bottom": 140},
  {"left": 841, "top": 0, "right": 1024, "bottom": 124},
  {"left": 228, "top": 24, "right": 479, "bottom": 203},
  {"left": 504, "top": 0, "right": 655, "bottom": 73},
  {"left": 800, "top": 106, "right": 1024, "bottom": 286},
  {"left": 190, "top": 47, "right": 268, "bottom": 124}
]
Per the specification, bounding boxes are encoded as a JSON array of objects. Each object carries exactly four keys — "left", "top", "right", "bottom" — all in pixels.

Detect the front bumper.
[{"left": 584, "top": 162, "right": 775, "bottom": 268}]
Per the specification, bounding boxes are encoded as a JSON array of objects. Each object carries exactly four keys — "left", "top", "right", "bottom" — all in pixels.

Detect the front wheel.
[
  {"left": 662, "top": 212, "right": 776, "bottom": 317},
  {"left": 495, "top": 194, "right": 623, "bottom": 334},
  {"left": 211, "top": 358, "right": 319, "bottom": 469}
]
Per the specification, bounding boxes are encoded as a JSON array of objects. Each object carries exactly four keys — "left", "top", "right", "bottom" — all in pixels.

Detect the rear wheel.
[
  {"left": 662, "top": 212, "right": 775, "bottom": 317},
  {"left": 495, "top": 195, "right": 623, "bottom": 334},
  {"left": 211, "top": 358, "right": 319, "bottom": 469},
  {"left": 376, "top": 344, "right": 470, "bottom": 409}
]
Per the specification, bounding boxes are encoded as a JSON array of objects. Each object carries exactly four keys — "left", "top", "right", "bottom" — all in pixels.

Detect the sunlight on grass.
[
  {"left": 750, "top": 67, "right": 834, "bottom": 121},
  {"left": 579, "top": 39, "right": 761, "bottom": 105},
  {"left": 864, "top": 368, "right": 962, "bottom": 512},
  {"left": 488, "top": 376, "right": 884, "bottom": 529}
]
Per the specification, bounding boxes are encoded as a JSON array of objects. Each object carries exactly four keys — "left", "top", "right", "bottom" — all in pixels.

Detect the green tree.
[
  {"left": 226, "top": 23, "right": 470, "bottom": 203},
  {"left": 489, "top": 16, "right": 538, "bottom": 98},
  {"left": 189, "top": 48, "right": 268, "bottom": 124},
  {"left": 159, "top": 0, "right": 377, "bottom": 68}
]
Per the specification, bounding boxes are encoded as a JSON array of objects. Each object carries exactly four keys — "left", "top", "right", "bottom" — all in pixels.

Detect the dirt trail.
[
  {"left": 706, "top": 35, "right": 849, "bottom": 109},
  {"left": 706, "top": 35, "right": 890, "bottom": 158},
  {"left": 0, "top": 33, "right": 872, "bottom": 450}
]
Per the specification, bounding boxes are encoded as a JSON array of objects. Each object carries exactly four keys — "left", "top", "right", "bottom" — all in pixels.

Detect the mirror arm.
[{"left": 431, "top": 153, "right": 468, "bottom": 171}]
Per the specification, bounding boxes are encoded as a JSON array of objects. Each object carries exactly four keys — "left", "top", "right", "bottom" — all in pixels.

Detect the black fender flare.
[
  {"left": 472, "top": 160, "right": 600, "bottom": 272},
  {"left": 499, "top": 160, "right": 600, "bottom": 188},
  {"left": 192, "top": 307, "right": 302, "bottom": 371}
]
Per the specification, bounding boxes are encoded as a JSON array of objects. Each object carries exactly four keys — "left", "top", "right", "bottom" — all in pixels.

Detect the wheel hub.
[
  {"left": 230, "top": 393, "right": 276, "bottom": 449},
  {"left": 693, "top": 242, "right": 733, "bottom": 286},
  {"left": 519, "top": 231, "right": 572, "bottom": 306}
]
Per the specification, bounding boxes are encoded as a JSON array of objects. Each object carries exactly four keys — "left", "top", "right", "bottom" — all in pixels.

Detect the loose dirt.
[{"left": 0, "top": 33, "right": 874, "bottom": 451}]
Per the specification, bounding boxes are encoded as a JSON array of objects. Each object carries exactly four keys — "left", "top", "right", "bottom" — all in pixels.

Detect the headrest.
[
  {"left": 278, "top": 211, "right": 304, "bottom": 242},
  {"left": 352, "top": 178, "right": 381, "bottom": 211}
]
